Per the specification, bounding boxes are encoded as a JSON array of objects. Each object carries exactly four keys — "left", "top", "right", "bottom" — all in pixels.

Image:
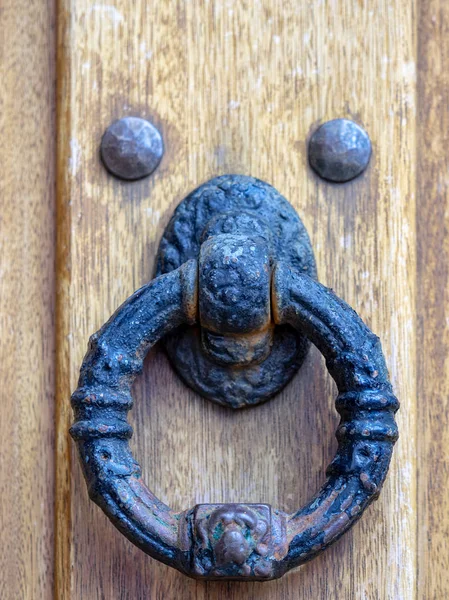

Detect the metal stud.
[
  {"left": 100, "top": 116, "right": 164, "bottom": 181},
  {"left": 308, "top": 118, "right": 372, "bottom": 183}
]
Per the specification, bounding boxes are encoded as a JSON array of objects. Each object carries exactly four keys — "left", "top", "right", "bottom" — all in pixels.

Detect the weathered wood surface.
[
  {"left": 2, "top": 0, "right": 448, "bottom": 598},
  {"left": 0, "top": 1, "right": 55, "bottom": 598},
  {"left": 56, "top": 2, "right": 418, "bottom": 598},
  {"left": 417, "top": 2, "right": 449, "bottom": 598}
]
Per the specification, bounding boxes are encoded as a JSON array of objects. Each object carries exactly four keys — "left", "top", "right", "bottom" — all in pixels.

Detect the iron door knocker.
[{"left": 70, "top": 175, "right": 398, "bottom": 581}]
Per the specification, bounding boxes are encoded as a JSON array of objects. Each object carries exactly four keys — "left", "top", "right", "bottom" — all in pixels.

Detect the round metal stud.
[
  {"left": 308, "top": 118, "right": 372, "bottom": 183},
  {"left": 100, "top": 116, "right": 164, "bottom": 181}
]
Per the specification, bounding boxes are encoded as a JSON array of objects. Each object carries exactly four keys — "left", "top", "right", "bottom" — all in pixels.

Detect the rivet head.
[
  {"left": 100, "top": 116, "right": 164, "bottom": 180},
  {"left": 308, "top": 119, "right": 372, "bottom": 183}
]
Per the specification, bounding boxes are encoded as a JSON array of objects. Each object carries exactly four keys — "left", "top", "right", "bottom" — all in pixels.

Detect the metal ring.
[{"left": 71, "top": 260, "right": 398, "bottom": 580}]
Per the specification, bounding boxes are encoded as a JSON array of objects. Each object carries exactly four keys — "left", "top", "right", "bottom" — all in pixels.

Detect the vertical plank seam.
[{"left": 55, "top": 0, "right": 74, "bottom": 597}]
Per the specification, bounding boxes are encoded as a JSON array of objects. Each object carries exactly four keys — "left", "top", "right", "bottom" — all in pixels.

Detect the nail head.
[
  {"left": 100, "top": 116, "right": 164, "bottom": 181},
  {"left": 308, "top": 119, "right": 372, "bottom": 183}
]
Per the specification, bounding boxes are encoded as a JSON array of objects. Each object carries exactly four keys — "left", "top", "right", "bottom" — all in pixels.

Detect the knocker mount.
[{"left": 155, "top": 174, "right": 317, "bottom": 408}]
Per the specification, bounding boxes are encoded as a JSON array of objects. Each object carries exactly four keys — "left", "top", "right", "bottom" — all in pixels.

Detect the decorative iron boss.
[{"left": 70, "top": 175, "right": 398, "bottom": 581}]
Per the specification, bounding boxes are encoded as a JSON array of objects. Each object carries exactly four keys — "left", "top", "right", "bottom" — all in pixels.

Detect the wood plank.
[
  {"left": 0, "top": 1, "right": 55, "bottom": 599},
  {"left": 56, "top": 2, "right": 417, "bottom": 598},
  {"left": 417, "top": 2, "right": 449, "bottom": 597}
]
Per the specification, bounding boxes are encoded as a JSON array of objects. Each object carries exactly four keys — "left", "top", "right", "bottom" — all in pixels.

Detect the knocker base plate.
[{"left": 156, "top": 174, "right": 317, "bottom": 408}]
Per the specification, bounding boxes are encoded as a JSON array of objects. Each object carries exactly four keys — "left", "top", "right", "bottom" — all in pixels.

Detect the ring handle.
[
  {"left": 70, "top": 260, "right": 197, "bottom": 569},
  {"left": 70, "top": 258, "right": 398, "bottom": 580},
  {"left": 273, "top": 263, "right": 399, "bottom": 572}
]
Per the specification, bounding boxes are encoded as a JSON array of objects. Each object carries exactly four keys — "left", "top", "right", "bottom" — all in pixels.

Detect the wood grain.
[
  {"left": 417, "top": 2, "right": 449, "bottom": 598},
  {"left": 0, "top": 1, "right": 55, "bottom": 599},
  {"left": 56, "top": 2, "right": 417, "bottom": 598}
]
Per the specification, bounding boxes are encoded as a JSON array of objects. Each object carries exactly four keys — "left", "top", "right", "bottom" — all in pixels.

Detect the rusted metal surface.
[
  {"left": 156, "top": 175, "right": 317, "bottom": 408},
  {"left": 100, "top": 116, "right": 164, "bottom": 180},
  {"left": 308, "top": 118, "right": 372, "bottom": 183},
  {"left": 70, "top": 177, "right": 398, "bottom": 580},
  {"left": 184, "top": 503, "right": 279, "bottom": 580}
]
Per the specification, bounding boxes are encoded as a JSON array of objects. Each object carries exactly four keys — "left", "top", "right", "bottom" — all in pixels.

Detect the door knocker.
[{"left": 70, "top": 175, "right": 398, "bottom": 580}]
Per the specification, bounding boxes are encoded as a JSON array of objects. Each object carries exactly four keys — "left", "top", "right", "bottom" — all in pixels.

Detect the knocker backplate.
[{"left": 156, "top": 174, "right": 317, "bottom": 408}]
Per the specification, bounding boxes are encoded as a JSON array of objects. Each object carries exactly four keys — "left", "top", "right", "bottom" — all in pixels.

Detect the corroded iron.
[
  {"left": 308, "top": 118, "right": 372, "bottom": 183},
  {"left": 187, "top": 504, "right": 276, "bottom": 579},
  {"left": 156, "top": 175, "right": 317, "bottom": 408},
  {"left": 100, "top": 116, "right": 164, "bottom": 180},
  {"left": 70, "top": 176, "right": 399, "bottom": 581}
]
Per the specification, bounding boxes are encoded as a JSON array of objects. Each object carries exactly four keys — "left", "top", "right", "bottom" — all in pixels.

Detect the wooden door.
[{"left": 2, "top": 0, "right": 449, "bottom": 598}]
